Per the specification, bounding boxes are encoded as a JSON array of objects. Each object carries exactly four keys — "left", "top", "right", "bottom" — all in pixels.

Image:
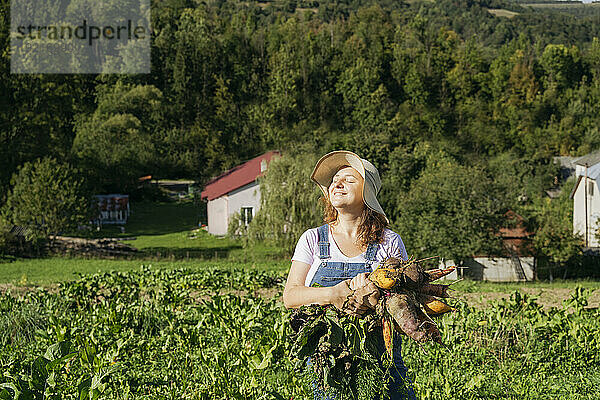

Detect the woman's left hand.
[
  {"left": 349, "top": 272, "right": 371, "bottom": 290},
  {"left": 354, "top": 282, "right": 380, "bottom": 310}
]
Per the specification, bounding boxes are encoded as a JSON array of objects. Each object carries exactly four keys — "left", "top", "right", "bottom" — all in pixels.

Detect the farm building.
[
  {"left": 95, "top": 194, "right": 130, "bottom": 225},
  {"left": 439, "top": 211, "right": 535, "bottom": 282},
  {"left": 201, "top": 151, "right": 280, "bottom": 236},
  {"left": 570, "top": 150, "right": 600, "bottom": 248}
]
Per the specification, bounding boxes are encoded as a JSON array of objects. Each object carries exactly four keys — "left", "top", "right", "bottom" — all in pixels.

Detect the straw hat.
[{"left": 310, "top": 150, "right": 389, "bottom": 223}]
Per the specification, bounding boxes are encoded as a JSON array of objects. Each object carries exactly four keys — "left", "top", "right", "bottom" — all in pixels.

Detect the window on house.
[
  {"left": 589, "top": 181, "right": 595, "bottom": 197},
  {"left": 241, "top": 207, "right": 253, "bottom": 225}
]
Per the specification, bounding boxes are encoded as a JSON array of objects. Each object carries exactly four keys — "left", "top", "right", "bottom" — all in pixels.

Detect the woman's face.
[{"left": 328, "top": 166, "right": 365, "bottom": 212}]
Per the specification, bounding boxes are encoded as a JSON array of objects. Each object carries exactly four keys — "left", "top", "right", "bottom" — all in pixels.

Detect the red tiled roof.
[
  {"left": 499, "top": 210, "right": 532, "bottom": 239},
  {"left": 201, "top": 151, "right": 280, "bottom": 201},
  {"left": 471, "top": 211, "right": 534, "bottom": 257}
]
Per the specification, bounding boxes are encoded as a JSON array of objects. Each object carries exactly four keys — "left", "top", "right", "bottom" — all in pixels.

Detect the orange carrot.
[
  {"left": 382, "top": 317, "right": 393, "bottom": 358},
  {"left": 424, "top": 266, "right": 456, "bottom": 282}
]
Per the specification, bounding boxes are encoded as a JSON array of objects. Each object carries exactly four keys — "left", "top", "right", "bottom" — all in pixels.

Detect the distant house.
[
  {"left": 440, "top": 211, "right": 535, "bottom": 282},
  {"left": 95, "top": 194, "right": 130, "bottom": 225},
  {"left": 201, "top": 151, "right": 280, "bottom": 236},
  {"left": 570, "top": 150, "right": 600, "bottom": 247}
]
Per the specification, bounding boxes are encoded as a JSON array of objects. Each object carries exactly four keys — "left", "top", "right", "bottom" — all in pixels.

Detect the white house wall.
[
  {"left": 573, "top": 177, "right": 600, "bottom": 247},
  {"left": 227, "top": 181, "right": 261, "bottom": 224},
  {"left": 207, "top": 181, "right": 262, "bottom": 236},
  {"left": 207, "top": 196, "right": 229, "bottom": 236}
]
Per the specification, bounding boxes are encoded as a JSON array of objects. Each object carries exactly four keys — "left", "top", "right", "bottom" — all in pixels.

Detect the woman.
[{"left": 283, "top": 150, "right": 417, "bottom": 400}]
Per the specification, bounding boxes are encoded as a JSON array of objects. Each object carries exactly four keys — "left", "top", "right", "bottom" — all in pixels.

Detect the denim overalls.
[{"left": 309, "top": 224, "right": 417, "bottom": 400}]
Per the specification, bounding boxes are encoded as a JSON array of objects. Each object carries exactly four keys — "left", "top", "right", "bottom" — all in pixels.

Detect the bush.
[
  {"left": 2, "top": 158, "right": 94, "bottom": 241},
  {"left": 227, "top": 210, "right": 248, "bottom": 240}
]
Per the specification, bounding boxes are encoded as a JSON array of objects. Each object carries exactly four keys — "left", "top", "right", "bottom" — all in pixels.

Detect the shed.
[
  {"left": 439, "top": 211, "right": 535, "bottom": 282},
  {"left": 200, "top": 151, "right": 280, "bottom": 236},
  {"left": 94, "top": 194, "right": 130, "bottom": 226}
]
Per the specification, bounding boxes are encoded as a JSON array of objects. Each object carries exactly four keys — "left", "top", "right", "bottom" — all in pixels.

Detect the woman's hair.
[{"left": 320, "top": 195, "right": 388, "bottom": 246}]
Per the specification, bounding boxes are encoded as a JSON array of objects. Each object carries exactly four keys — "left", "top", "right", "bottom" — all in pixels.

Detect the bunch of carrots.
[
  {"left": 289, "top": 256, "right": 457, "bottom": 397},
  {"left": 368, "top": 257, "right": 457, "bottom": 357}
]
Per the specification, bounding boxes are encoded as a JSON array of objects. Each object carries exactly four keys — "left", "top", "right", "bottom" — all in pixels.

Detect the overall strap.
[
  {"left": 317, "top": 224, "right": 330, "bottom": 260},
  {"left": 364, "top": 241, "right": 378, "bottom": 268}
]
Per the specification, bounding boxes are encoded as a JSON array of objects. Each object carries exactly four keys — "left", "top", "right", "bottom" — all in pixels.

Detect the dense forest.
[{"left": 2, "top": 0, "right": 600, "bottom": 269}]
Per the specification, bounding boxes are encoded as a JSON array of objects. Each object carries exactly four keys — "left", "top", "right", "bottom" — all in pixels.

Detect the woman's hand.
[
  {"left": 331, "top": 280, "right": 368, "bottom": 316},
  {"left": 331, "top": 279, "right": 379, "bottom": 316},
  {"left": 349, "top": 272, "right": 371, "bottom": 290},
  {"left": 348, "top": 273, "right": 379, "bottom": 312},
  {"left": 354, "top": 282, "right": 380, "bottom": 310}
]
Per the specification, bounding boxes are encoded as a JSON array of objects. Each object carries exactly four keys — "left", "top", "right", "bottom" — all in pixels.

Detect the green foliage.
[
  {"left": 403, "top": 288, "right": 600, "bottom": 399},
  {"left": 528, "top": 178, "right": 583, "bottom": 276},
  {"left": 0, "top": 266, "right": 294, "bottom": 399},
  {"left": 247, "top": 152, "right": 322, "bottom": 255},
  {"left": 393, "top": 152, "right": 506, "bottom": 263},
  {"left": 1, "top": 336, "right": 119, "bottom": 400},
  {"left": 486, "top": 151, "right": 557, "bottom": 204},
  {"left": 2, "top": 267, "right": 600, "bottom": 399},
  {"left": 6, "top": 0, "right": 600, "bottom": 271},
  {"left": 290, "top": 305, "right": 393, "bottom": 400},
  {"left": 540, "top": 44, "right": 582, "bottom": 90},
  {"left": 2, "top": 158, "right": 93, "bottom": 241},
  {"left": 71, "top": 82, "right": 164, "bottom": 193},
  {"left": 0, "top": 218, "right": 18, "bottom": 257},
  {"left": 227, "top": 210, "right": 248, "bottom": 239}
]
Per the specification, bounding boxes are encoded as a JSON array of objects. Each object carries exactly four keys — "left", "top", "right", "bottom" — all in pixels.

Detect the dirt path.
[
  {"left": 456, "top": 287, "right": 600, "bottom": 310},
  {"left": 0, "top": 283, "right": 60, "bottom": 296}
]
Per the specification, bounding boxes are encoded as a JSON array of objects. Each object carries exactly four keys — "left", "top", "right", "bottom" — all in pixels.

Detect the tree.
[
  {"left": 540, "top": 44, "right": 582, "bottom": 91},
  {"left": 246, "top": 151, "right": 322, "bottom": 255},
  {"left": 393, "top": 153, "right": 506, "bottom": 264},
  {"left": 528, "top": 182, "right": 582, "bottom": 280},
  {"left": 2, "top": 158, "right": 93, "bottom": 240},
  {"left": 71, "top": 82, "right": 163, "bottom": 192}
]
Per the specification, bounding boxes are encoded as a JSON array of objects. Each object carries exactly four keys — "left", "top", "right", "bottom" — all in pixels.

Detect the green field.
[
  {"left": 2, "top": 201, "right": 600, "bottom": 399},
  {"left": 0, "top": 258, "right": 290, "bottom": 286},
  {"left": 1, "top": 200, "right": 287, "bottom": 286},
  {"left": 487, "top": 8, "right": 520, "bottom": 18},
  {"left": 1, "top": 265, "right": 599, "bottom": 399}
]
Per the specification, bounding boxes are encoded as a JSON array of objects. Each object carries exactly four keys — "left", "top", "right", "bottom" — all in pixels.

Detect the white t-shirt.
[{"left": 291, "top": 225, "right": 409, "bottom": 286}]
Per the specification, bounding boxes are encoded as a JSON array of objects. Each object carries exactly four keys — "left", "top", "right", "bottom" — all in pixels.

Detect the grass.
[
  {"left": 487, "top": 8, "right": 520, "bottom": 18},
  {"left": 5, "top": 200, "right": 600, "bottom": 295},
  {"left": 65, "top": 200, "right": 286, "bottom": 260},
  {"left": 0, "top": 258, "right": 290, "bottom": 286},
  {"left": 124, "top": 228, "right": 285, "bottom": 260},
  {"left": 3, "top": 255, "right": 600, "bottom": 293},
  {"left": 0, "top": 199, "right": 290, "bottom": 285},
  {"left": 80, "top": 200, "right": 201, "bottom": 238}
]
